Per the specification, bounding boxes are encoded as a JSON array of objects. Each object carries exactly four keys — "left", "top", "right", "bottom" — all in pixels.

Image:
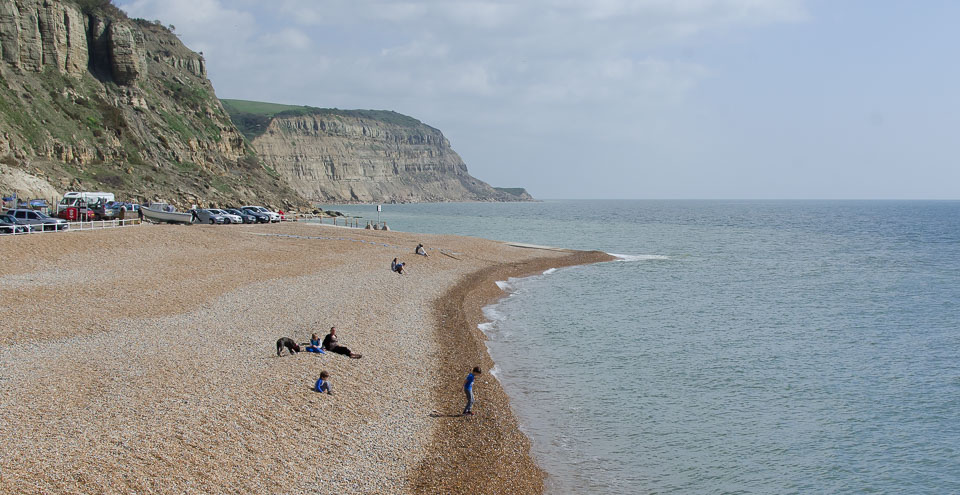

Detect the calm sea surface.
[{"left": 327, "top": 200, "right": 960, "bottom": 494}]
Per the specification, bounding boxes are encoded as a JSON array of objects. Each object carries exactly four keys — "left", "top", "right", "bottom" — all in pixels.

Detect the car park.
[
  {"left": 239, "top": 207, "right": 271, "bottom": 223},
  {"left": 224, "top": 208, "right": 257, "bottom": 224},
  {"left": 207, "top": 208, "right": 243, "bottom": 224},
  {"left": 241, "top": 205, "right": 281, "bottom": 223},
  {"left": 6, "top": 209, "right": 68, "bottom": 231}
]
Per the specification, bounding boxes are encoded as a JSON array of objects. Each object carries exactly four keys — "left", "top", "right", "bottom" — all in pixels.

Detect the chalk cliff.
[
  {"left": 0, "top": 1, "right": 528, "bottom": 207},
  {"left": 0, "top": 0, "right": 302, "bottom": 207},
  {"left": 223, "top": 102, "right": 527, "bottom": 203}
]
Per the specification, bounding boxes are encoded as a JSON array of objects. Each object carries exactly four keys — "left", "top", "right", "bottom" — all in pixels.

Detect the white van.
[{"left": 58, "top": 191, "right": 115, "bottom": 212}]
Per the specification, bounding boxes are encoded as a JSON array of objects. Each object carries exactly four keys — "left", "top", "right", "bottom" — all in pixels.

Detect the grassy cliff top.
[{"left": 220, "top": 99, "right": 425, "bottom": 141}]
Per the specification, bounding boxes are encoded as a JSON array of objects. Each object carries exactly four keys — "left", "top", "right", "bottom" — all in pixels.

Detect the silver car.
[
  {"left": 6, "top": 209, "right": 68, "bottom": 231},
  {"left": 191, "top": 209, "right": 226, "bottom": 224},
  {"left": 207, "top": 209, "right": 243, "bottom": 224}
]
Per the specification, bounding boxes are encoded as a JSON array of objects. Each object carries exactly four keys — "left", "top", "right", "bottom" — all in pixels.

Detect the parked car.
[
  {"left": 191, "top": 209, "right": 226, "bottom": 224},
  {"left": 0, "top": 213, "right": 30, "bottom": 234},
  {"left": 0, "top": 213, "right": 37, "bottom": 233},
  {"left": 207, "top": 208, "right": 243, "bottom": 224},
  {"left": 6, "top": 209, "right": 68, "bottom": 231},
  {"left": 241, "top": 205, "right": 281, "bottom": 223},
  {"left": 239, "top": 207, "right": 271, "bottom": 223},
  {"left": 223, "top": 208, "right": 257, "bottom": 224},
  {"left": 90, "top": 200, "right": 124, "bottom": 220}
]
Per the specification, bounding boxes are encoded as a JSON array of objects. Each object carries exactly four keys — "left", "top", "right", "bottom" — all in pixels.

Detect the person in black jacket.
[{"left": 322, "top": 327, "right": 362, "bottom": 359}]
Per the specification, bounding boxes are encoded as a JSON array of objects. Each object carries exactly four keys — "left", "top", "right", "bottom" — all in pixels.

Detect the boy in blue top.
[
  {"left": 463, "top": 367, "right": 482, "bottom": 415},
  {"left": 314, "top": 371, "right": 332, "bottom": 395}
]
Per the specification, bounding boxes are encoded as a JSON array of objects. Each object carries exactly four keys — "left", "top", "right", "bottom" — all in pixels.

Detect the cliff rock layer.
[
  {"left": 0, "top": 0, "right": 303, "bottom": 207},
  {"left": 222, "top": 101, "right": 526, "bottom": 203}
]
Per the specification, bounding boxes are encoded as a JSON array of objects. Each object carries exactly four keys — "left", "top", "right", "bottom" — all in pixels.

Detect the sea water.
[{"left": 326, "top": 200, "right": 960, "bottom": 494}]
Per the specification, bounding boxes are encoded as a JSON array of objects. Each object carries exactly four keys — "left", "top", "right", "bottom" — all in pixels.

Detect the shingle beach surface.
[{"left": 0, "top": 222, "right": 612, "bottom": 494}]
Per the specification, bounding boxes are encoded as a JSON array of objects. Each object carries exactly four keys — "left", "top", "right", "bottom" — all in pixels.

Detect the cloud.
[
  {"left": 116, "top": 0, "right": 810, "bottom": 196},
  {"left": 260, "top": 28, "right": 312, "bottom": 51}
]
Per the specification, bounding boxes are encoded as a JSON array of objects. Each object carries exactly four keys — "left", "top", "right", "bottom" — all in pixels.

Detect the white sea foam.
[
  {"left": 482, "top": 305, "right": 506, "bottom": 324},
  {"left": 495, "top": 280, "right": 512, "bottom": 291},
  {"left": 543, "top": 268, "right": 558, "bottom": 275},
  {"left": 608, "top": 253, "right": 670, "bottom": 262},
  {"left": 477, "top": 322, "right": 495, "bottom": 334},
  {"left": 489, "top": 364, "right": 501, "bottom": 380}
]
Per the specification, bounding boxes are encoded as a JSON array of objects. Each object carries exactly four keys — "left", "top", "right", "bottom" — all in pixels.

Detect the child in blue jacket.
[{"left": 315, "top": 371, "right": 332, "bottom": 395}]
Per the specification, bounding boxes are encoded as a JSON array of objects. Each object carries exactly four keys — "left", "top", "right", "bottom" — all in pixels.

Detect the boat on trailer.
[{"left": 141, "top": 203, "right": 193, "bottom": 224}]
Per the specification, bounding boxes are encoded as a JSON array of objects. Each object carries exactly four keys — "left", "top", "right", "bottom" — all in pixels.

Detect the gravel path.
[{"left": 0, "top": 223, "right": 609, "bottom": 494}]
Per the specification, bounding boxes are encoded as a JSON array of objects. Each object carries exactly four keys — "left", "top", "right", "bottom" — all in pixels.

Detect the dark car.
[
  {"left": 224, "top": 208, "right": 257, "bottom": 224},
  {"left": 6, "top": 209, "right": 68, "bottom": 231},
  {"left": 92, "top": 201, "right": 124, "bottom": 220},
  {"left": 0, "top": 213, "right": 30, "bottom": 234},
  {"left": 239, "top": 207, "right": 271, "bottom": 223}
]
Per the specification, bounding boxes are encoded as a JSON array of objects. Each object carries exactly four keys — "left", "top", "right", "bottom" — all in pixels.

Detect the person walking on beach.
[
  {"left": 322, "top": 327, "right": 362, "bottom": 359},
  {"left": 415, "top": 243, "right": 428, "bottom": 257},
  {"left": 314, "top": 371, "right": 332, "bottom": 395},
  {"left": 463, "top": 367, "right": 482, "bottom": 415}
]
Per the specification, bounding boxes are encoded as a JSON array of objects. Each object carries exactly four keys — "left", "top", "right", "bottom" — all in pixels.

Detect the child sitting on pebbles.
[
  {"left": 314, "top": 371, "right": 332, "bottom": 395},
  {"left": 304, "top": 333, "right": 325, "bottom": 354}
]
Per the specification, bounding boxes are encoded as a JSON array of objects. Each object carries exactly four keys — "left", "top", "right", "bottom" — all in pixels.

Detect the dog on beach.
[{"left": 276, "top": 337, "right": 301, "bottom": 356}]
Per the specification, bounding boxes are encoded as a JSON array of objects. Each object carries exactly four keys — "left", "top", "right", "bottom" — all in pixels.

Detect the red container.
[{"left": 60, "top": 207, "right": 78, "bottom": 221}]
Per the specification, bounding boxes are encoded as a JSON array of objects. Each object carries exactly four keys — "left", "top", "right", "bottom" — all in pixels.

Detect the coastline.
[
  {"left": 413, "top": 249, "right": 615, "bottom": 494},
  {"left": 0, "top": 223, "right": 612, "bottom": 493}
]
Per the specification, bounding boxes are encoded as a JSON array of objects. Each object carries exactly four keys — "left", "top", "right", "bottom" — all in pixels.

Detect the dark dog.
[{"left": 276, "top": 337, "right": 301, "bottom": 356}]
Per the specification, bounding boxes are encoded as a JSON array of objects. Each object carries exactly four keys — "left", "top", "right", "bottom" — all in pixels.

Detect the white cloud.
[
  {"left": 260, "top": 28, "right": 312, "bottom": 51},
  {"left": 116, "top": 0, "right": 811, "bottom": 196}
]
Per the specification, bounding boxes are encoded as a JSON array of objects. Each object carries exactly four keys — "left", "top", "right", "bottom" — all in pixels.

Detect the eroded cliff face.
[
  {"left": 0, "top": 0, "right": 302, "bottom": 207},
  {"left": 249, "top": 111, "right": 521, "bottom": 203}
]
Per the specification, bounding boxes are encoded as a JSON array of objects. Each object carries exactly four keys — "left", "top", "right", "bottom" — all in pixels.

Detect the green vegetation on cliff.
[{"left": 221, "top": 99, "right": 424, "bottom": 141}]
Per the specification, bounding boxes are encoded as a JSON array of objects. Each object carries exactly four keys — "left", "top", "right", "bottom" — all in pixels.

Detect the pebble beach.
[{"left": 0, "top": 222, "right": 612, "bottom": 494}]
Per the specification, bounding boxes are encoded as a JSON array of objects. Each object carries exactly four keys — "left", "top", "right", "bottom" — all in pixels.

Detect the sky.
[{"left": 116, "top": 0, "right": 960, "bottom": 199}]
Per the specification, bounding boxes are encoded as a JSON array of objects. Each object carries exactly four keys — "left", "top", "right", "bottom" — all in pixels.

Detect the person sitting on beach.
[
  {"left": 322, "top": 327, "right": 362, "bottom": 359},
  {"left": 314, "top": 371, "right": 332, "bottom": 395},
  {"left": 463, "top": 366, "right": 482, "bottom": 415},
  {"left": 304, "top": 333, "right": 325, "bottom": 354},
  {"left": 415, "top": 243, "right": 428, "bottom": 257},
  {"left": 276, "top": 337, "right": 301, "bottom": 356},
  {"left": 391, "top": 258, "right": 405, "bottom": 274}
]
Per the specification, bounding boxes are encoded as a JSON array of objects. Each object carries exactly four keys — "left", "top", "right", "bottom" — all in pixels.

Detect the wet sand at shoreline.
[{"left": 0, "top": 222, "right": 612, "bottom": 494}]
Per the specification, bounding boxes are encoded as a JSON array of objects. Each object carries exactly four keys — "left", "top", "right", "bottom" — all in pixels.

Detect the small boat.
[{"left": 141, "top": 203, "right": 193, "bottom": 224}]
